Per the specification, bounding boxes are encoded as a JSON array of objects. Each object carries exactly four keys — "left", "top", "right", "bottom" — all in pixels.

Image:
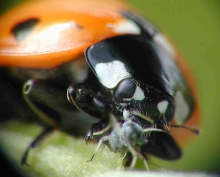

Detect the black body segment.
[{"left": 86, "top": 35, "right": 187, "bottom": 97}]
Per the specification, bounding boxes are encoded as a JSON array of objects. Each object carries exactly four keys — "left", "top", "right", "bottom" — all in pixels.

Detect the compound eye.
[{"left": 114, "top": 79, "right": 136, "bottom": 102}]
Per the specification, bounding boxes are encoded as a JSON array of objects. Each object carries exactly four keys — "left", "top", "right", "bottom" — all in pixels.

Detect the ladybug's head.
[
  {"left": 85, "top": 35, "right": 175, "bottom": 127},
  {"left": 112, "top": 77, "right": 175, "bottom": 127}
]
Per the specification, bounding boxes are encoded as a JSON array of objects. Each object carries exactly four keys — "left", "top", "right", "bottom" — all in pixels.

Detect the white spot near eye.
[
  {"left": 132, "top": 86, "right": 145, "bottom": 101},
  {"left": 113, "top": 19, "right": 141, "bottom": 34},
  {"left": 154, "top": 33, "right": 175, "bottom": 58},
  {"left": 95, "top": 60, "right": 131, "bottom": 89},
  {"left": 174, "top": 91, "right": 190, "bottom": 124},
  {"left": 123, "top": 109, "right": 130, "bottom": 119},
  {"left": 157, "top": 100, "right": 169, "bottom": 114}
]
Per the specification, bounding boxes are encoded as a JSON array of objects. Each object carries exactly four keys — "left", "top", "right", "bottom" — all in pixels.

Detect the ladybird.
[{"left": 0, "top": 0, "right": 199, "bottom": 168}]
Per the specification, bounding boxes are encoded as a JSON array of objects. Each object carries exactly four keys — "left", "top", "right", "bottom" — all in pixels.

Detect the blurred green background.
[
  {"left": 0, "top": 0, "right": 220, "bottom": 174},
  {"left": 128, "top": 0, "right": 220, "bottom": 172}
]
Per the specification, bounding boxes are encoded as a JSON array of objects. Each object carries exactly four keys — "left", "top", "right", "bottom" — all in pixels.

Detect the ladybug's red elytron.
[{"left": 0, "top": 0, "right": 199, "bottom": 168}]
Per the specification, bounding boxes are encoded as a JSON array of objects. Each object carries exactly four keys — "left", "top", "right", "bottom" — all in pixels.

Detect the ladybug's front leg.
[
  {"left": 67, "top": 84, "right": 111, "bottom": 142},
  {"left": 84, "top": 118, "right": 110, "bottom": 143}
]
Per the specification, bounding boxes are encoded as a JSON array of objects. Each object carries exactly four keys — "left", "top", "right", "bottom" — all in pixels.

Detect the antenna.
[{"left": 169, "top": 124, "right": 200, "bottom": 135}]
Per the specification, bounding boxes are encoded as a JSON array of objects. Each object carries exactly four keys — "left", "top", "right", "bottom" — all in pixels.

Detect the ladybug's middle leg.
[
  {"left": 23, "top": 79, "right": 75, "bottom": 126},
  {"left": 21, "top": 79, "right": 76, "bottom": 165}
]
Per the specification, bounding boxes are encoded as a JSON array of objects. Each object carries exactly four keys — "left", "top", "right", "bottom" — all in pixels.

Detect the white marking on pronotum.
[
  {"left": 174, "top": 91, "right": 190, "bottom": 124},
  {"left": 113, "top": 19, "right": 141, "bottom": 34},
  {"left": 154, "top": 33, "right": 175, "bottom": 58},
  {"left": 95, "top": 60, "right": 131, "bottom": 89},
  {"left": 157, "top": 100, "right": 169, "bottom": 114},
  {"left": 132, "top": 86, "right": 145, "bottom": 101}
]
